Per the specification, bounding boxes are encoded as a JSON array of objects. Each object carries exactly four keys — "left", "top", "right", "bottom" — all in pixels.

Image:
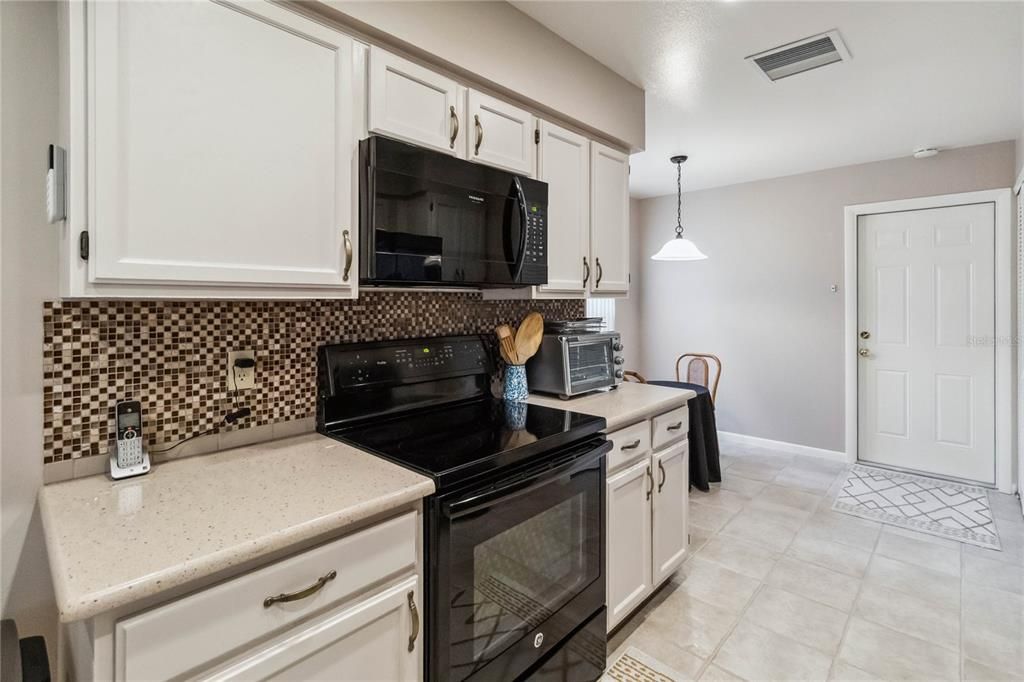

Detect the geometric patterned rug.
[
  {"left": 603, "top": 647, "right": 683, "bottom": 682},
  {"left": 833, "top": 465, "right": 1001, "bottom": 550}
]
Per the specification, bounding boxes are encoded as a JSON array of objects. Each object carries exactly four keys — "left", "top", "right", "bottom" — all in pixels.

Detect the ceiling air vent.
[{"left": 746, "top": 29, "right": 851, "bottom": 81}]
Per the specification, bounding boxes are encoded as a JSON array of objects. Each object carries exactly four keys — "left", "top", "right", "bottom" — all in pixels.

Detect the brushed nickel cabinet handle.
[
  {"left": 620, "top": 439, "right": 641, "bottom": 451},
  {"left": 666, "top": 421, "right": 683, "bottom": 432},
  {"left": 595, "top": 257, "right": 603, "bottom": 288},
  {"left": 474, "top": 114, "right": 483, "bottom": 155},
  {"left": 263, "top": 570, "right": 336, "bottom": 608},
  {"left": 449, "top": 106, "right": 459, "bottom": 149},
  {"left": 645, "top": 465, "right": 653, "bottom": 501},
  {"left": 342, "top": 230, "right": 352, "bottom": 282},
  {"left": 657, "top": 459, "right": 666, "bottom": 493},
  {"left": 582, "top": 257, "right": 590, "bottom": 287},
  {"left": 407, "top": 590, "right": 420, "bottom": 652}
]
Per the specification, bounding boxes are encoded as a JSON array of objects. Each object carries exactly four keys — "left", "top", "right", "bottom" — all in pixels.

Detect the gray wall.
[
  {"left": 624, "top": 141, "right": 1017, "bottom": 452},
  {"left": 0, "top": 0, "right": 60, "bottom": 663},
  {"left": 614, "top": 198, "right": 643, "bottom": 363}
]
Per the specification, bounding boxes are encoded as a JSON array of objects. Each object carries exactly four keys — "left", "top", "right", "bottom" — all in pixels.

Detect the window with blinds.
[{"left": 585, "top": 298, "right": 616, "bottom": 330}]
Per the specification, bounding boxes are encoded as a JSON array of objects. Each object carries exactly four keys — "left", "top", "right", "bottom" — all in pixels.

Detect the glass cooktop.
[{"left": 330, "top": 398, "right": 605, "bottom": 489}]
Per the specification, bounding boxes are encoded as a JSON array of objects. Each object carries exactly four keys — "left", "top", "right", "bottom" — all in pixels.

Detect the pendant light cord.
[{"left": 675, "top": 161, "right": 684, "bottom": 238}]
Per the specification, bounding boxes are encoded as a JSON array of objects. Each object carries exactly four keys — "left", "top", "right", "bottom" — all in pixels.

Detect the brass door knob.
[{"left": 858, "top": 348, "right": 870, "bottom": 357}]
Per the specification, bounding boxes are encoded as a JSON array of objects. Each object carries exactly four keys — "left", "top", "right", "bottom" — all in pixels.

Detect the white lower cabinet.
[
  {"left": 70, "top": 510, "right": 423, "bottom": 681},
  {"left": 652, "top": 441, "right": 690, "bottom": 584},
  {"left": 606, "top": 458, "right": 653, "bottom": 628},
  {"left": 203, "top": 577, "right": 420, "bottom": 682},
  {"left": 605, "top": 410, "right": 690, "bottom": 632}
]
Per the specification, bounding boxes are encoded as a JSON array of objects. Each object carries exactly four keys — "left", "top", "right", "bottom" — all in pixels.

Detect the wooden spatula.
[
  {"left": 495, "top": 324, "right": 519, "bottom": 365},
  {"left": 514, "top": 312, "right": 544, "bottom": 363}
]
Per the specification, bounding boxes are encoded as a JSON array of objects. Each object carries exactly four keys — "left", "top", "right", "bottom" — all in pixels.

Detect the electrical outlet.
[{"left": 227, "top": 350, "right": 256, "bottom": 391}]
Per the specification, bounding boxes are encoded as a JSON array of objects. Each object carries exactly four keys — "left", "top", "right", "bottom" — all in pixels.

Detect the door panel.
[
  {"left": 605, "top": 458, "right": 652, "bottom": 631},
  {"left": 368, "top": 46, "right": 462, "bottom": 155},
  {"left": 89, "top": 0, "right": 356, "bottom": 288},
  {"left": 537, "top": 121, "right": 590, "bottom": 295},
  {"left": 652, "top": 442, "right": 688, "bottom": 584},
  {"left": 466, "top": 91, "right": 535, "bottom": 176},
  {"left": 857, "top": 203, "right": 996, "bottom": 483},
  {"left": 589, "top": 143, "right": 630, "bottom": 294}
]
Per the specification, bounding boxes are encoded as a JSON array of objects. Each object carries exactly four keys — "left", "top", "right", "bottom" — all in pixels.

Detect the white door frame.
[{"left": 843, "top": 189, "right": 1015, "bottom": 493}]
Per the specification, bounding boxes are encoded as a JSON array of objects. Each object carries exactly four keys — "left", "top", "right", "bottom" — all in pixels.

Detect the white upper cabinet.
[
  {"left": 589, "top": 142, "right": 631, "bottom": 295},
  {"left": 368, "top": 46, "right": 463, "bottom": 155},
  {"left": 466, "top": 90, "right": 536, "bottom": 176},
  {"left": 537, "top": 121, "right": 589, "bottom": 295},
  {"left": 73, "top": 0, "right": 360, "bottom": 297}
]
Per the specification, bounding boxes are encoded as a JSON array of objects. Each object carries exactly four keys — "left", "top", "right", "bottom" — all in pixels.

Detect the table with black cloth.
[{"left": 647, "top": 381, "right": 721, "bottom": 491}]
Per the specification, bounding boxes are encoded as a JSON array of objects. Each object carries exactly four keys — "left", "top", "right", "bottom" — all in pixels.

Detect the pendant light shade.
[{"left": 651, "top": 155, "right": 707, "bottom": 261}]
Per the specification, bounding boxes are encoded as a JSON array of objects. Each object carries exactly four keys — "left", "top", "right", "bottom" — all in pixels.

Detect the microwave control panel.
[{"left": 520, "top": 203, "right": 548, "bottom": 284}]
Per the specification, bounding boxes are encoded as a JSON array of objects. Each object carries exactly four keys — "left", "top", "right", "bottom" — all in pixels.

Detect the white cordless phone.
[{"left": 110, "top": 399, "right": 150, "bottom": 479}]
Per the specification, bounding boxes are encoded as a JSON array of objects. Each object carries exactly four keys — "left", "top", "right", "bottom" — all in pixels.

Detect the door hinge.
[
  {"left": 534, "top": 128, "right": 540, "bottom": 145},
  {"left": 78, "top": 231, "right": 89, "bottom": 260}
]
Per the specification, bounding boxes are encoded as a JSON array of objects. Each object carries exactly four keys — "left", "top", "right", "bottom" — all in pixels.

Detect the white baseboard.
[{"left": 718, "top": 431, "right": 847, "bottom": 462}]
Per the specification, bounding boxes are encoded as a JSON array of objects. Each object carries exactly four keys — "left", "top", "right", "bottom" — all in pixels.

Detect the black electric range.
[{"left": 317, "top": 335, "right": 610, "bottom": 682}]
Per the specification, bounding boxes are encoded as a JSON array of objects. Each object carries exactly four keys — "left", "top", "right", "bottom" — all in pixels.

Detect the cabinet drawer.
[
  {"left": 606, "top": 421, "right": 651, "bottom": 473},
  {"left": 115, "top": 511, "right": 417, "bottom": 681},
  {"left": 652, "top": 405, "right": 689, "bottom": 451}
]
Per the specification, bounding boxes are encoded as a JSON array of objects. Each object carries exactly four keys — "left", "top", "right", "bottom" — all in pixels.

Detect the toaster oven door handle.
[
  {"left": 511, "top": 176, "right": 529, "bottom": 282},
  {"left": 446, "top": 440, "right": 611, "bottom": 517}
]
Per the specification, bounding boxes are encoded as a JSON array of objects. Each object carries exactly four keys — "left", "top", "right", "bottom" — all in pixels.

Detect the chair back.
[
  {"left": 675, "top": 353, "right": 722, "bottom": 402},
  {"left": 622, "top": 370, "right": 647, "bottom": 384}
]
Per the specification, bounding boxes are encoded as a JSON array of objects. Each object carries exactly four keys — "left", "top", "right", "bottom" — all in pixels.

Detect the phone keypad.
[{"left": 118, "top": 436, "right": 144, "bottom": 467}]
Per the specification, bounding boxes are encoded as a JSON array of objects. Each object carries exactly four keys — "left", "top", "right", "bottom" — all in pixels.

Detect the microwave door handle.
[
  {"left": 511, "top": 176, "right": 529, "bottom": 281},
  {"left": 445, "top": 440, "right": 611, "bottom": 517}
]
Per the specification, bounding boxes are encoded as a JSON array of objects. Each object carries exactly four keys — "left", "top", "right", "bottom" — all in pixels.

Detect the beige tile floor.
[{"left": 608, "top": 443, "right": 1024, "bottom": 681}]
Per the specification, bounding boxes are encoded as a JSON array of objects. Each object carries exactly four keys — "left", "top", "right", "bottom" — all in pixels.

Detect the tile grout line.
[
  {"left": 700, "top": 463, "right": 844, "bottom": 681},
  {"left": 826, "top": 509, "right": 884, "bottom": 681}
]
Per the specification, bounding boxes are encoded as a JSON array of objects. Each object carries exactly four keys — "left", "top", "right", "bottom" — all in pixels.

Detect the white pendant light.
[{"left": 651, "top": 155, "right": 707, "bottom": 261}]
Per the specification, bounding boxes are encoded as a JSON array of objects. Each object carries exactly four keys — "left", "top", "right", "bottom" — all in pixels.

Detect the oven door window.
[
  {"left": 444, "top": 461, "right": 602, "bottom": 680},
  {"left": 568, "top": 340, "right": 614, "bottom": 391}
]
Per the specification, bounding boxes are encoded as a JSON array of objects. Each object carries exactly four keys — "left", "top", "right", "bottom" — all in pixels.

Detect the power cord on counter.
[{"left": 149, "top": 407, "right": 252, "bottom": 454}]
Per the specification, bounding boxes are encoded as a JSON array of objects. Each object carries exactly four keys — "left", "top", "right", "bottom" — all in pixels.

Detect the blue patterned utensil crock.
[{"left": 503, "top": 364, "right": 528, "bottom": 402}]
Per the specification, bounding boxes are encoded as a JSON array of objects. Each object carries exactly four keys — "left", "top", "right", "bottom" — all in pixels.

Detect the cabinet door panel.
[
  {"left": 368, "top": 46, "right": 461, "bottom": 155},
  {"left": 589, "top": 142, "right": 630, "bottom": 294},
  {"left": 466, "top": 90, "right": 535, "bottom": 176},
  {"left": 202, "top": 577, "right": 421, "bottom": 682},
  {"left": 652, "top": 441, "right": 689, "bottom": 584},
  {"left": 538, "top": 121, "right": 589, "bottom": 295},
  {"left": 89, "top": 1, "right": 356, "bottom": 288},
  {"left": 606, "top": 457, "right": 653, "bottom": 631}
]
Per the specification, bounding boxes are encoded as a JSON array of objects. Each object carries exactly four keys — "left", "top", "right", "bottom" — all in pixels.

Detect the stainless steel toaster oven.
[{"left": 526, "top": 332, "right": 623, "bottom": 399}]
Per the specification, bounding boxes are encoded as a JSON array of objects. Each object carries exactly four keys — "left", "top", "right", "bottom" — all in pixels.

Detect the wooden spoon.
[
  {"left": 495, "top": 324, "right": 519, "bottom": 364},
  {"left": 514, "top": 312, "right": 544, "bottom": 363}
]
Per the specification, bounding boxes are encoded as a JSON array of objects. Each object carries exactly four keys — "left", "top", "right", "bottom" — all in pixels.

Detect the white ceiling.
[{"left": 512, "top": 1, "right": 1023, "bottom": 198}]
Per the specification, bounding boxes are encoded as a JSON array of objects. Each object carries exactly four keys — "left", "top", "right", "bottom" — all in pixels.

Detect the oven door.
[
  {"left": 429, "top": 438, "right": 609, "bottom": 681},
  {"left": 566, "top": 337, "right": 616, "bottom": 395}
]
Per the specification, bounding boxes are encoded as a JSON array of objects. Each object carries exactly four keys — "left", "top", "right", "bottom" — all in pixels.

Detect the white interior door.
[
  {"left": 857, "top": 203, "right": 996, "bottom": 484},
  {"left": 88, "top": 0, "right": 357, "bottom": 289}
]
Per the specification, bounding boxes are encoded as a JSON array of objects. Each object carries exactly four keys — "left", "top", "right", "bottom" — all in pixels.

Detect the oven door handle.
[
  {"left": 446, "top": 440, "right": 611, "bottom": 517},
  {"left": 511, "top": 176, "right": 529, "bottom": 282}
]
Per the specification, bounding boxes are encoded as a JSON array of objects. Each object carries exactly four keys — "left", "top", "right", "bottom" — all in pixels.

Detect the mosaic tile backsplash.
[{"left": 42, "top": 293, "right": 584, "bottom": 463}]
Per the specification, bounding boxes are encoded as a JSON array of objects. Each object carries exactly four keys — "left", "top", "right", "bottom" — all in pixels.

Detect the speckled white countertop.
[
  {"left": 38, "top": 433, "right": 434, "bottom": 623},
  {"left": 527, "top": 382, "right": 696, "bottom": 432}
]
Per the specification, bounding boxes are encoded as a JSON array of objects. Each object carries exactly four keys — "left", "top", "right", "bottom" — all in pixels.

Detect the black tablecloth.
[{"left": 648, "top": 381, "right": 721, "bottom": 491}]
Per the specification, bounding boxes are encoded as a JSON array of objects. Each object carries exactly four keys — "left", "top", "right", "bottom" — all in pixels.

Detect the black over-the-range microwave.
[{"left": 359, "top": 135, "right": 549, "bottom": 288}]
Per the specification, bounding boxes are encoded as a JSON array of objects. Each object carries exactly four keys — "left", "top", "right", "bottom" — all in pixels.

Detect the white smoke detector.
[{"left": 913, "top": 148, "right": 939, "bottom": 159}]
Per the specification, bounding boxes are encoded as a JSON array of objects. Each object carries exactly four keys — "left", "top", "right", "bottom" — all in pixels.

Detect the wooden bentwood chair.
[{"left": 675, "top": 353, "right": 722, "bottom": 403}]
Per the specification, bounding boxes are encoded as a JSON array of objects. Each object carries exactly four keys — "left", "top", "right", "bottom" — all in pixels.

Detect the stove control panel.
[{"left": 321, "top": 335, "right": 490, "bottom": 390}]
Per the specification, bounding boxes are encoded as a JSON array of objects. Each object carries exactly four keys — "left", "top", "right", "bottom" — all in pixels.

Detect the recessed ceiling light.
[{"left": 913, "top": 148, "right": 939, "bottom": 159}]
